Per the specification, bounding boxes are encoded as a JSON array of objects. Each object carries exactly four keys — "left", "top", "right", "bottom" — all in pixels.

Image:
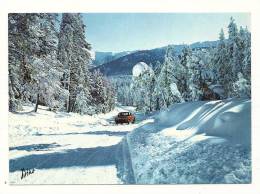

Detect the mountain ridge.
[{"left": 91, "top": 40, "right": 218, "bottom": 76}]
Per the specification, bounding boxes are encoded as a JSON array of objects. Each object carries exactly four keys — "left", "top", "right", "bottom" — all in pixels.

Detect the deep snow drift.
[{"left": 119, "top": 98, "right": 251, "bottom": 184}]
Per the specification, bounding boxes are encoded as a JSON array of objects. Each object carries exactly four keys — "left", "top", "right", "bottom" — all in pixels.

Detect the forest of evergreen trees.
[
  {"left": 8, "top": 13, "right": 115, "bottom": 114},
  {"left": 8, "top": 15, "right": 250, "bottom": 115},
  {"left": 118, "top": 17, "right": 251, "bottom": 113}
]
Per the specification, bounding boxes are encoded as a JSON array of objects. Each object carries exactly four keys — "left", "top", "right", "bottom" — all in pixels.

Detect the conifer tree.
[
  {"left": 156, "top": 46, "right": 182, "bottom": 108},
  {"left": 8, "top": 13, "right": 66, "bottom": 112},
  {"left": 58, "top": 13, "right": 92, "bottom": 113}
]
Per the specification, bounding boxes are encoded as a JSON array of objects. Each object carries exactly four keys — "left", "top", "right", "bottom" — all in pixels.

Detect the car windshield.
[{"left": 119, "top": 112, "right": 130, "bottom": 116}]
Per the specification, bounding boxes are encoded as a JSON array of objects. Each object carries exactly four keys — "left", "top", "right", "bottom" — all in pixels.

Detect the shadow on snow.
[
  {"left": 9, "top": 143, "right": 62, "bottom": 152},
  {"left": 9, "top": 144, "right": 118, "bottom": 172},
  {"left": 34, "top": 130, "right": 129, "bottom": 137}
]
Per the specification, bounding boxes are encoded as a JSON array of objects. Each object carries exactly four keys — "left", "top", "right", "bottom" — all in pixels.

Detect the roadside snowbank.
[{"left": 120, "top": 99, "right": 251, "bottom": 184}]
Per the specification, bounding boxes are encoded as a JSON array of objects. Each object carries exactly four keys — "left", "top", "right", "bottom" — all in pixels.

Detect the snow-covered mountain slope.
[
  {"left": 118, "top": 98, "right": 251, "bottom": 184},
  {"left": 92, "top": 51, "right": 134, "bottom": 66},
  {"left": 9, "top": 105, "right": 147, "bottom": 184}
]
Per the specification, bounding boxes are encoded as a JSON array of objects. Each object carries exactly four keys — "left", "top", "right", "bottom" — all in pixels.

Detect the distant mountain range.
[
  {"left": 92, "top": 51, "right": 134, "bottom": 66},
  {"left": 91, "top": 40, "right": 218, "bottom": 76}
]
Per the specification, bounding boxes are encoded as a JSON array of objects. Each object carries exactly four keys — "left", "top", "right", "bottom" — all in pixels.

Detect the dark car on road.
[{"left": 115, "top": 112, "right": 135, "bottom": 124}]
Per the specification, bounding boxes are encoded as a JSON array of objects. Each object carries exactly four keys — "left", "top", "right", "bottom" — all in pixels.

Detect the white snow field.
[
  {"left": 119, "top": 98, "right": 251, "bottom": 184},
  {"left": 9, "top": 98, "right": 251, "bottom": 184},
  {"left": 9, "top": 104, "right": 148, "bottom": 184}
]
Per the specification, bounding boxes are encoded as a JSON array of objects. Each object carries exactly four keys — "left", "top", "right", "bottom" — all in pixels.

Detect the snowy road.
[
  {"left": 9, "top": 99, "right": 251, "bottom": 184},
  {"left": 9, "top": 105, "right": 144, "bottom": 184}
]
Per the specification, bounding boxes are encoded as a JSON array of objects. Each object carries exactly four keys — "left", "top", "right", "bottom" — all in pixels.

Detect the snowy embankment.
[
  {"left": 118, "top": 99, "right": 251, "bottom": 184},
  {"left": 9, "top": 105, "right": 146, "bottom": 184}
]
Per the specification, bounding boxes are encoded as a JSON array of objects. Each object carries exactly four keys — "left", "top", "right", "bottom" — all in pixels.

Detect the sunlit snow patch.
[{"left": 132, "top": 62, "right": 153, "bottom": 77}]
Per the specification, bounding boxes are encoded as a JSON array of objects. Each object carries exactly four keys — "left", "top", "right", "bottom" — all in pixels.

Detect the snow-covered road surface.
[{"left": 9, "top": 105, "right": 144, "bottom": 184}]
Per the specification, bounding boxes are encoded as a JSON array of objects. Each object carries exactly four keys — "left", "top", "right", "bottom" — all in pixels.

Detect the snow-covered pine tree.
[
  {"left": 58, "top": 13, "right": 92, "bottom": 113},
  {"left": 233, "top": 72, "right": 251, "bottom": 98},
  {"left": 91, "top": 70, "right": 103, "bottom": 113},
  {"left": 156, "top": 46, "right": 182, "bottom": 109},
  {"left": 188, "top": 50, "right": 205, "bottom": 101},
  {"left": 241, "top": 26, "right": 251, "bottom": 83},
  {"left": 211, "top": 28, "right": 230, "bottom": 98},
  {"left": 188, "top": 49, "right": 215, "bottom": 101},
  {"left": 233, "top": 72, "right": 250, "bottom": 98},
  {"left": 154, "top": 61, "right": 163, "bottom": 76},
  {"left": 29, "top": 14, "right": 68, "bottom": 112},
  {"left": 143, "top": 69, "right": 156, "bottom": 112},
  {"left": 74, "top": 67, "right": 94, "bottom": 114},
  {"left": 239, "top": 26, "right": 251, "bottom": 97},
  {"left": 226, "top": 17, "right": 241, "bottom": 97},
  {"left": 102, "top": 77, "right": 116, "bottom": 112},
  {"left": 211, "top": 17, "right": 250, "bottom": 99},
  {"left": 8, "top": 13, "right": 25, "bottom": 111},
  {"left": 111, "top": 76, "right": 133, "bottom": 106},
  {"left": 118, "top": 83, "right": 133, "bottom": 106},
  {"left": 178, "top": 46, "right": 193, "bottom": 100},
  {"left": 132, "top": 68, "right": 155, "bottom": 113},
  {"left": 8, "top": 14, "right": 45, "bottom": 110},
  {"left": 225, "top": 17, "right": 251, "bottom": 98},
  {"left": 8, "top": 13, "right": 67, "bottom": 112},
  {"left": 131, "top": 75, "right": 141, "bottom": 110},
  {"left": 151, "top": 61, "right": 163, "bottom": 110}
]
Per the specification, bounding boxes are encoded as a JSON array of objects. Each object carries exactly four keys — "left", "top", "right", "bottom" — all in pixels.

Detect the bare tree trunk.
[
  {"left": 156, "top": 97, "right": 160, "bottom": 110},
  {"left": 34, "top": 93, "right": 39, "bottom": 112},
  {"left": 67, "top": 66, "right": 71, "bottom": 113},
  {"left": 67, "top": 95, "right": 71, "bottom": 113},
  {"left": 149, "top": 97, "right": 152, "bottom": 112}
]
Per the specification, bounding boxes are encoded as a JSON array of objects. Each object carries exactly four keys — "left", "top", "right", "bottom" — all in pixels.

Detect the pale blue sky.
[{"left": 82, "top": 13, "right": 250, "bottom": 52}]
